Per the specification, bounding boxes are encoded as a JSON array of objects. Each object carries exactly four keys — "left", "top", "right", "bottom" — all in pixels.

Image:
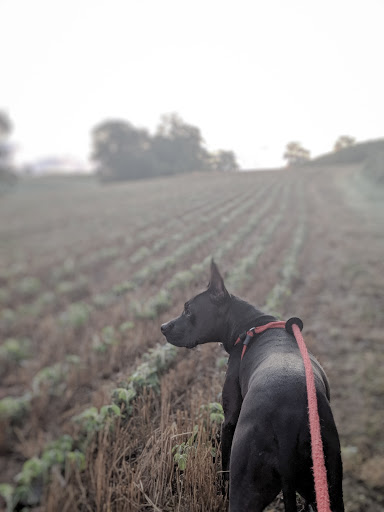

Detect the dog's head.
[{"left": 160, "top": 260, "right": 230, "bottom": 348}]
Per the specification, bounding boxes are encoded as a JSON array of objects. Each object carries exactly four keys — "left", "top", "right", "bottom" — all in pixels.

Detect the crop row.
[
  {"left": 225, "top": 184, "right": 291, "bottom": 293},
  {"left": 263, "top": 184, "right": 305, "bottom": 314}
]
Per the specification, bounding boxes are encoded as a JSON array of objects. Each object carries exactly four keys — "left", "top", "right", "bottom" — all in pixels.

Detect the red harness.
[
  {"left": 235, "top": 317, "right": 331, "bottom": 512},
  {"left": 235, "top": 320, "right": 287, "bottom": 360}
]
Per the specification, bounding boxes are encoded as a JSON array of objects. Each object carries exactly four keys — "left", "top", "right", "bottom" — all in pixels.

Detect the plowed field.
[{"left": 0, "top": 165, "right": 383, "bottom": 511}]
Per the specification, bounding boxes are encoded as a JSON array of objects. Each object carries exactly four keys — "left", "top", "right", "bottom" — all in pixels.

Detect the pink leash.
[{"left": 235, "top": 319, "right": 331, "bottom": 512}]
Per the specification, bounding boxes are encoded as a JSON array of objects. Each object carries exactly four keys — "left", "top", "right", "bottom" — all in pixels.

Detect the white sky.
[{"left": 2, "top": 0, "right": 384, "bottom": 168}]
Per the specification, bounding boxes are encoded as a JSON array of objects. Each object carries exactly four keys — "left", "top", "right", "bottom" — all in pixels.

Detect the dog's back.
[{"left": 229, "top": 330, "right": 344, "bottom": 511}]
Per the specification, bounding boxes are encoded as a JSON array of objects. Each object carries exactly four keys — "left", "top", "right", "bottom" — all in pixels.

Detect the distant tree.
[
  {"left": 0, "top": 110, "right": 12, "bottom": 138},
  {"left": 91, "top": 120, "right": 154, "bottom": 181},
  {"left": 154, "top": 113, "right": 210, "bottom": 174},
  {"left": 209, "top": 150, "right": 239, "bottom": 172},
  {"left": 0, "top": 110, "right": 17, "bottom": 188},
  {"left": 333, "top": 135, "right": 356, "bottom": 152},
  {"left": 283, "top": 141, "right": 311, "bottom": 166}
]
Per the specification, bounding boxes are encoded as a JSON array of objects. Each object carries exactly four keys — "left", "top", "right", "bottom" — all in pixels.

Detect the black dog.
[{"left": 161, "top": 261, "right": 344, "bottom": 512}]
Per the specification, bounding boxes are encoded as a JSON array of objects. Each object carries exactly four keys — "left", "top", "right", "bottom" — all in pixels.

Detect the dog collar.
[{"left": 235, "top": 317, "right": 303, "bottom": 360}]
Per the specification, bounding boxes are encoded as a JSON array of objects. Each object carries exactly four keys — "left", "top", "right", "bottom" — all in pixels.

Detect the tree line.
[
  {"left": 0, "top": 107, "right": 363, "bottom": 182},
  {"left": 91, "top": 113, "right": 239, "bottom": 181}
]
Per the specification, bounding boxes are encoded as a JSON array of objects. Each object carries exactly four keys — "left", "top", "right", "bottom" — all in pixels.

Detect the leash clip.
[
  {"left": 239, "top": 328, "right": 255, "bottom": 360},
  {"left": 243, "top": 328, "right": 255, "bottom": 346}
]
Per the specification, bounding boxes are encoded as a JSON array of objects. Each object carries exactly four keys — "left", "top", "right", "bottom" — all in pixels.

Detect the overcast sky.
[{"left": 2, "top": 0, "right": 384, "bottom": 168}]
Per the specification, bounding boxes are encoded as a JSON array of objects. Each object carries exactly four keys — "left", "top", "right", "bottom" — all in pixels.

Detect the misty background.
[{"left": 1, "top": 0, "right": 384, "bottom": 174}]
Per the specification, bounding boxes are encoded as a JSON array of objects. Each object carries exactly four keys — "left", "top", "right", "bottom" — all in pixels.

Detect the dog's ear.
[{"left": 208, "top": 260, "right": 229, "bottom": 301}]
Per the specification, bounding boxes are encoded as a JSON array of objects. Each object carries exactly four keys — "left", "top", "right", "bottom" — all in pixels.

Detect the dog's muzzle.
[{"left": 161, "top": 321, "right": 174, "bottom": 336}]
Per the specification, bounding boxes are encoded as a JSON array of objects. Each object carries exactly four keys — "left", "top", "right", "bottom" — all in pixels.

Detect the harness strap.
[{"left": 235, "top": 317, "right": 331, "bottom": 512}]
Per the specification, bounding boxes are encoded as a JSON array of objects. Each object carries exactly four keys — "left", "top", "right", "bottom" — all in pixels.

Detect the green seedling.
[
  {"left": 32, "top": 363, "right": 66, "bottom": 395},
  {"left": 51, "top": 258, "right": 76, "bottom": 281},
  {"left": 73, "top": 407, "right": 102, "bottom": 434},
  {"left": 56, "top": 276, "right": 88, "bottom": 299},
  {"left": 129, "top": 246, "right": 150, "bottom": 264},
  {"left": 0, "top": 308, "right": 16, "bottom": 330},
  {"left": 129, "top": 363, "right": 160, "bottom": 390},
  {"left": 73, "top": 404, "right": 121, "bottom": 435},
  {"left": 65, "top": 354, "right": 81, "bottom": 365},
  {"left": 111, "top": 387, "right": 136, "bottom": 415},
  {"left": 17, "top": 301, "right": 45, "bottom": 318},
  {"left": 59, "top": 302, "right": 91, "bottom": 329},
  {"left": 0, "top": 288, "right": 10, "bottom": 305},
  {"left": 0, "top": 483, "right": 16, "bottom": 512},
  {"left": 66, "top": 450, "right": 86, "bottom": 471},
  {"left": 119, "top": 320, "right": 134, "bottom": 333},
  {"left": 14, "top": 456, "right": 47, "bottom": 506},
  {"left": 172, "top": 403, "right": 224, "bottom": 470},
  {"left": 15, "top": 277, "right": 41, "bottom": 299},
  {"left": 38, "top": 291, "right": 56, "bottom": 307},
  {"left": 216, "top": 356, "right": 228, "bottom": 370},
  {"left": 172, "top": 426, "right": 199, "bottom": 470},
  {"left": 101, "top": 326, "right": 118, "bottom": 345},
  {"left": 168, "top": 270, "right": 195, "bottom": 290},
  {"left": 92, "top": 293, "right": 115, "bottom": 308},
  {"left": 85, "top": 247, "right": 118, "bottom": 266},
  {"left": 92, "top": 325, "right": 119, "bottom": 353},
  {"left": 112, "top": 280, "right": 135, "bottom": 296},
  {"left": 132, "top": 289, "right": 172, "bottom": 319},
  {"left": 0, "top": 338, "right": 31, "bottom": 363},
  {"left": 99, "top": 404, "right": 121, "bottom": 420},
  {"left": 0, "top": 394, "right": 31, "bottom": 421},
  {"left": 199, "top": 402, "right": 224, "bottom": 426}
]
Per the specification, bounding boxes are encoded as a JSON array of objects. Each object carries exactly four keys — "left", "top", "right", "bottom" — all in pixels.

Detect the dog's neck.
[{"left": 220, "top": 295, "right": 276, "bottom": 353}]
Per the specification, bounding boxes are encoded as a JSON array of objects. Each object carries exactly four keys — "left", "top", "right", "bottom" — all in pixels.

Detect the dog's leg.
[
  {"left": 229, "top": 421, "right": 281, "bottom": 511},
  {"left": 229, "top": 464, "right": 281, "bottom": 512},
  {"left": 317, "top": 402, "right": 345, "bottom": 512},
  {"left": 281, "top": 480, "right": 298, "bottom": 512},
  {"left": 324, "top": 439, "right": 344, "bottom": 511},
  {"left": 221, "top": 368, "right": 243, "bottom": 480}
]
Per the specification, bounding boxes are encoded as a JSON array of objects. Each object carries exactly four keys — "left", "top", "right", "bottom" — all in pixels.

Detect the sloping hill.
[{"left": 309, "top": 138, "right": 384, "bottom": 183}]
